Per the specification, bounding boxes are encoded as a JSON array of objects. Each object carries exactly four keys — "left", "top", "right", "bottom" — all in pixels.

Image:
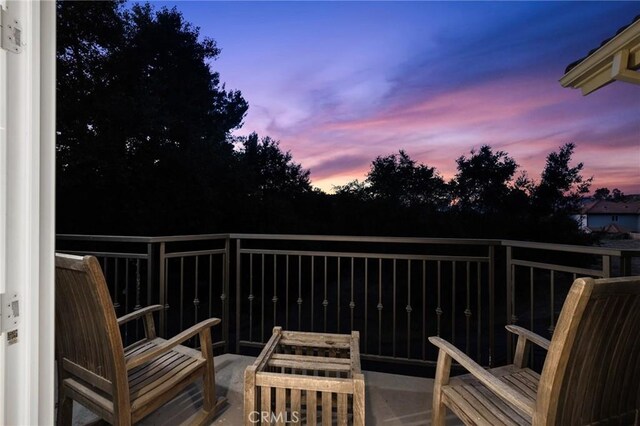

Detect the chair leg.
[
  {"left": 432, "top": 349, "right": 452, "bottom": 426},
  {"left": 200, "top": 329, "right": 216, "bottom": 412},
  {"left": 56, "top": 394, "right": 72, "bottom": 426},
  {"left": 432, "top": 398, "right": 447, "bottom": 426}
]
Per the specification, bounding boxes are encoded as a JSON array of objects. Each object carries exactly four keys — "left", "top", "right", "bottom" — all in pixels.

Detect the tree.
[
  {"left": 451, "top": 145, "right": 518, "bottom": 213},
  {"left": 365, "top": 150, "right": 449, "bottom": 209},
  {"left": 534, "top": 143, "right": 592, "bottom": 215},
  {"left": 334, "top": 180, "right": 371, "bottom": 202},
  {"left": 335, "top": 150, "right": 448, "bottom": 210},
  {"left": 593, "top": 187, "right": 611, "bottom": 200},
  {"left": 611, "top": 188, "right": 625, "bottom": 201},
  {"left": 235, "top": 133, "right": 312, "bottom": 198},
  {"left": 594, "top": 187, "right": 625, "bottom": 201},
  {"left": 56, "top": 2, "right": 248, "bottom": 234}
]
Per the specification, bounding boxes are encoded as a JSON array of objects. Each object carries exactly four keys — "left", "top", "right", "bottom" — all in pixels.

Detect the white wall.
[{"left": 1, "top": 1, "right": 55, "bottom": 424}]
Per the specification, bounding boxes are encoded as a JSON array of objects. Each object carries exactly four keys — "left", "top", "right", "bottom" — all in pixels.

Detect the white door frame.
[{"left": 1, "top": 1, "right": 55, "bottom": 424}]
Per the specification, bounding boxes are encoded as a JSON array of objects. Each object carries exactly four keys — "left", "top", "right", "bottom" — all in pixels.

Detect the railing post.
[
  {"left": 620, "top": 254, "right": 632, "bottom": 277},
  {"left": 146, "top": 241, "right": 168, "bottom": 338},
  {"left": 158, "top": 241, "right": 166, "bottom": 338},
  {"left": 488, "top": 245, "right": 495, "bottom": 368},
  {"left": 235, "top": 238, "right": 242, "bottom": 354},
  {"left": 146, "top": 243, "right": 154, "bottom": 307},
  {"left": 505, "top": 245, "right": 513, "bottom": 364},
  {"left": 602, "top": 255, "right": 611, "bottom": 278},
  {"left": 224, "top": 237, "right": 230, "bottom": 352}
]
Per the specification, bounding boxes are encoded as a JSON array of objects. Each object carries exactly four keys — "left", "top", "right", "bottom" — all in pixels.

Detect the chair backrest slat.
[
  {"left": 55, "top": 254, "right": 126, "bottom": 386},
  {"left": 535, "top": 276, "right": 640, "bottom": 425}
]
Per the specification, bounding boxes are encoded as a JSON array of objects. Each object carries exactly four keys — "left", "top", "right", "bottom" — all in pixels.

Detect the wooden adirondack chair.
[
  {"left": 430, "top": 275, "right": 640, "bottom": 425},
  {"left": 55, "top": 253, "right": 226, "bottom": 425}
]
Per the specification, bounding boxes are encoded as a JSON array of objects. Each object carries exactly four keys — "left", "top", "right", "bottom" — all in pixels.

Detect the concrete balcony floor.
[{"left": 69, "top": 353, "right": 462, "bottom": 425}]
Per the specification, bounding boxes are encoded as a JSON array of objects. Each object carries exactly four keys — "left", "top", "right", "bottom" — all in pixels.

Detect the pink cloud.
[{"left": 236, "top": 71, "right": 639, "bottom": 194}]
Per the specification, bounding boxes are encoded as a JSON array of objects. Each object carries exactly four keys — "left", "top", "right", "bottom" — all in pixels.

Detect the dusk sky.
[{"left": 166, "top": 1, "right": 639, "bottom": 193}]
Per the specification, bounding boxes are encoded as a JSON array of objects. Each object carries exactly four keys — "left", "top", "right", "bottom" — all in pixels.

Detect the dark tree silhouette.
[
  {"left": 366, "top": 151, "right": 449, "bottom": 209},
  {"left": 534, "top": 143, "right": 592, "bottom": 215},
  {"left": 57, "top": 1, "right": 248, "bottom": 234},
  {"left": 593, "top": 187, "right": 625, "bottom": 201},
  {"left": 236, "top": 133, "right": 311, "bottom": 198},
  {"left": 336, "top": 150, "right": 449, "bottom": 210},
  {"left": 451, "top": 145, "right": 518, "bottom": 213}
]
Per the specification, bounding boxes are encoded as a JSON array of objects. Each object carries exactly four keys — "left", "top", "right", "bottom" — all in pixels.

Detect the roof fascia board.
[{"left": 560, "top": 20, "right": 640, "bottom": 94}]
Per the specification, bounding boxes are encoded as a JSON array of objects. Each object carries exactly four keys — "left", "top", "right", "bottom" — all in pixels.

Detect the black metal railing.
[{"left": 56, "top": 233, "right": 640, "bottom": 371}]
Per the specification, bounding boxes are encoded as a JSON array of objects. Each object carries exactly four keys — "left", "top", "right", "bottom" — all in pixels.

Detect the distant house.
[{"left": 583, "top": 200, "right": 640, "bottom": 233}]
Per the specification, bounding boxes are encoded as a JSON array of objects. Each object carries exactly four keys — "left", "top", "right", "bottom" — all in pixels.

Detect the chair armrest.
[
  {"left": 506, "top": 325, "right": 550, "bottom": 350},
  {"left": 126, "top": 318, "right": 221, "bottom": 370},
  {"left": 429, "top": 336, "right": 535, "bottom": 418},
  {"left": 117, "top": 305, "right": 163, "bottom": 326}
]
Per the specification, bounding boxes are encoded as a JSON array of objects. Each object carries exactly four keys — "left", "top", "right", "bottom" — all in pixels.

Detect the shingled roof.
[
  {"left": 565, "top": 15, "right": 640, "bottom": 73},
  {"left": 560, "top": 15, "right": 640, "bottom": 95},
  {"left": 583, "top": 200, "right": 640, "bottom": 215}
]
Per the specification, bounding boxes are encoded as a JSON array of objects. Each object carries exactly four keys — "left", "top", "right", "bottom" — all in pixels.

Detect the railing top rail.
[
  {"left": 57, "top": 233, "right": 230, "bottom": 243},
  {"left": 57, "top": 233, "right": 503, "bottom": 246},
  {"left": 501, "top": 239, "right": 640, "bottom": 256},
  {"left": 56, "top": 233, "right": 640, "bottom": 256},
  {"left": 227, "top": 233, "right": 503, "bottom": 245}
]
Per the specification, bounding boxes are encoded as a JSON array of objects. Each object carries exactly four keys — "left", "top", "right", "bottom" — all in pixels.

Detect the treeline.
[{"left": 57, "top": 1, "right": 594, "bottom": 243}]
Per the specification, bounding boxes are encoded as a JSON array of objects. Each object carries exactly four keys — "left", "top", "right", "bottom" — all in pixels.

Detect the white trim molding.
[
  {"left": 560, "top": 19, "right": 640, "bottom": 95},
  {"left": 1, "top": 1, "right": 55, "bottom": 425}
]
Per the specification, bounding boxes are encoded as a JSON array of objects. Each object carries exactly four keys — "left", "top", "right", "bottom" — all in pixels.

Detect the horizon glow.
[{"left": 158, "top": 1, "right": 639, "bottom": 194}]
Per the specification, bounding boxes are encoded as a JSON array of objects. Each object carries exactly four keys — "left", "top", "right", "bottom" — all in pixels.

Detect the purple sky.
[{"left": 166, "top": 1, "right": 639, "bottom": 193}]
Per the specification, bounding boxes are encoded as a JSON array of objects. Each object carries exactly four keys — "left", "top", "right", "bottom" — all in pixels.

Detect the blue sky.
[{"left": 154, "top": 1, "right": 639, "bottom": 192}]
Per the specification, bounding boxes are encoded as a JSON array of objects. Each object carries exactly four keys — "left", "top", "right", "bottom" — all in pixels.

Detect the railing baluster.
[
  {"left": 392, "top": 259, "right": 397, "bottom": 357},
  {"left": 364, "top": 258, "right": 368, "bottom": 353},
  {"left": 125, "top": 260, "right": 130, "bottom": 342},
  {"left": 337, "top": 256, "right": 341, "bottom": 332},
  {"left": 261, "top": 253, "right": 265, "bottom": 342},
  {"left": 350, "top": 257, "right": 355, "bottom": 331},
  {"left": 406, "top": 259, "right": 412, "bottom": 358},
  {"left": 436, "top": 261, "right": 442, "bottom": 336},
  {"left": 179, "top": 258, "right": 184, "bottom": 330},
  {"left": 208, "top": 254, "right": 212, "bottom": 318},
  {"left": 249, "top": 253, "right": 254, "bottom": 343},
  {"left": 297, "top": 255, "right": 302, "bottom": 331},
  {"left": 530, "top": 266, "right": 534, "bottom": 366},
  {"left": 113, "top": 258, "right": 120, "bottom": 313},
  {"left": 548, "top": 270, "right": 555, "bottom": 336},
  {"left": 135, "top": 259, "right": 142, "bottom": 341},
  {"left": 273, "top": 255, "right": 278, "bottom": 329},
  {"left": 452, "top": 261, "right": 456, "bottom": 343},
  {"left": 159, "top": 242, "right": 167, "bottom": 338},
  {"left": 465, "top": 261, "right": 471, "bottom": 355},
  {"left": 378, "top": 259, "right": 383, "bottom": 356},
  {"left": 311, "top": 255, "right": 315, "bottom": 332},
  {"left": 285, "top": 255, "right": 289, "bottom": 330},
  {"left": 422, "top": 260, "right": 426, "bottom": 360},
  {"left": 477, "top": 262, "right": 482, "bottom": 362},
  {"left": 236, "top": 239, "right": 242, "bottom": 353},
  {"left": 323, "top": 256, "right": 328, "bottom": 333},
  {"left": 511, "top": 264, "right": 517, "bottom": 326},
  {"left": 194, "top": 256, "right": 199, "bottom": 326}
]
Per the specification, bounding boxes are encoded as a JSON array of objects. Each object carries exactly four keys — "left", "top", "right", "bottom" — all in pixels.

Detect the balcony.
[
  {"left": 56, "top": 233, "right": 640, "bottom": 424},
  {"left": 69, "top": 353, "right": 463, "bottom": 425}
]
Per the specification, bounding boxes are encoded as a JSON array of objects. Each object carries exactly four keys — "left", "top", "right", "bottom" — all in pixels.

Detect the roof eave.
[{"left": 560, "top": 20, "right": 640, "bottom": 95}]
